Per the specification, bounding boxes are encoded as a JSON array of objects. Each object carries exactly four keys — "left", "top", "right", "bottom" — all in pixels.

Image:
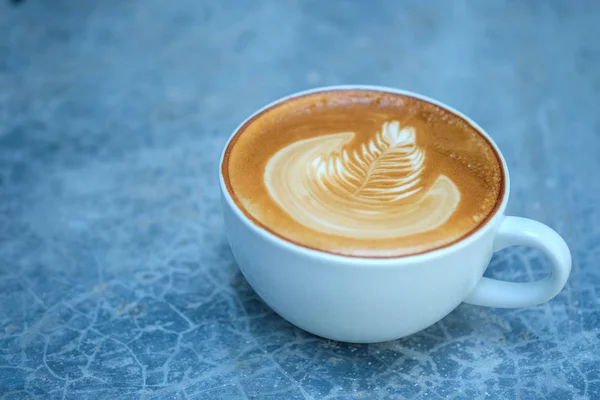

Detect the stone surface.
[{"left": 1, "top": 0, "right": 599, "bottom": 399}]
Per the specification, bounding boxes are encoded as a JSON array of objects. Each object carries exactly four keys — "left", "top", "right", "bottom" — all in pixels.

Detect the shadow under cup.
[{"left": 218, "top": 86, "right": 570, "bottom": 343}]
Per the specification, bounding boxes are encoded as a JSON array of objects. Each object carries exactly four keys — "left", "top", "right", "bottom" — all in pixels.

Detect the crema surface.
[{"left": 223, "top": 90, "right": 504, "bottom": 257}]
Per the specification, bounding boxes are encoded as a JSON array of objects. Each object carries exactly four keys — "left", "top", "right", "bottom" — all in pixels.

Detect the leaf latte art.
[{"left": 264, "top": 121, "right": 461, "bottom": 239}]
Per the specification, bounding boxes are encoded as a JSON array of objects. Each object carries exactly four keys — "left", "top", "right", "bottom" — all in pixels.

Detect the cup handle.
[{"left": 464, "top": 216, "right": 571, "bottom": 308}]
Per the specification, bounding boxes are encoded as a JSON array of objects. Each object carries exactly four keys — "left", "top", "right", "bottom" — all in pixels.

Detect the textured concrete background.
[{"left": 1, "top": 0, "right": 599, "bottom": 399}]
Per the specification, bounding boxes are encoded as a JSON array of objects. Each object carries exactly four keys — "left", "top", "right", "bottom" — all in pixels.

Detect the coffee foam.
[
  {"left": 264, "top": 122, "right": 461, "bottom": 239},
  {"left": 223, "top": 89, "right": 504, "bottom": 257}
]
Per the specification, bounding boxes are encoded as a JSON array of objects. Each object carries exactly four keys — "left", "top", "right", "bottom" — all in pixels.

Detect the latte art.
[
  {"left": 223, "top": 89, "right": 503, "bottom": 257},
  {"left": 265, "top": 121, "right": 461, "bottom": 239},
  {"left": 314, "top": 121, "right": 425, "bottom": 203}
]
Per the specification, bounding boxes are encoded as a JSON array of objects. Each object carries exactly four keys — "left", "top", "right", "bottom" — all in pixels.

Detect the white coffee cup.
[{"left": 219, "top": 86, "right": 572, "bottom": 343}]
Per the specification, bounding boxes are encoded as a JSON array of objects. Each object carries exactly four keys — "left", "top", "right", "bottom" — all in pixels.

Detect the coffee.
[{"left": 222, "top": 89, "right": 504, "bottom": 257}]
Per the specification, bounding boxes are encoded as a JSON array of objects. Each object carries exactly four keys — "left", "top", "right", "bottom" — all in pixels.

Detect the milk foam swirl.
[
  {"left": 264, "top": 121, "right": 461, "bottom": 239},
  {"left": 312, "top": 122, "right": 425, "bottom": 203}
]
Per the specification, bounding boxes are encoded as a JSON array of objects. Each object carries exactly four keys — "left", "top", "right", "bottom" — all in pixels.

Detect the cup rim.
[{"left": 219, "top": 85, "right": 510, "bottom": 266}]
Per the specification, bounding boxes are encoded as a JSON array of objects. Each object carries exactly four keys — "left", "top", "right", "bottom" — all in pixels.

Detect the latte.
[{"left": 222, "top": 89, "right": 504, "bottom": 257}]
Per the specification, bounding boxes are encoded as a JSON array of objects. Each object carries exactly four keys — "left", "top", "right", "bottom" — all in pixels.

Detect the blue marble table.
[{"left": 1, "top": 1, "right": 599, "bottom": 399}]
